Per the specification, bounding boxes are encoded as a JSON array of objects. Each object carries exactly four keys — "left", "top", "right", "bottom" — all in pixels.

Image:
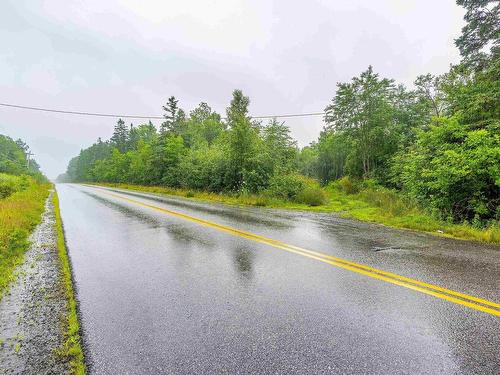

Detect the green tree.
[
  {"left": 110, "top": 119, "right": 129, "bottom": 153},
  {"left": 315, "top": 131, "right": 350, "bottom": 183},
  {"left": 262, "top": 118, "right": 298, "bottom": 174},
  {"left": 392, "top": 117, "right": 500, "bottom": 222},
  {"left": 414, "top": 74, "right": 446, "bottom": 117},
  {"left": 126, "top": 140, "right": 154, "bottom": 184},
  {"left": 298, "top": 144, "right": 319, "bottom": 178},
  {"left": 136, "top": 122, "right": 158, "bottom": 144},
  {"left": 161, "top": 96, "right": 185, "bottom": 136},
  {"left": 226, "top": 89, "right": 250, "bottom": 127},
  {"left": 225, "top": 90, "right": 260, "bottom": 191},
  {"left": 160, "top": 135, "right": 186, "bottom": 186},
  {"left": 324, "top": 66, "right": 397, "bottom": 178},
  {"left": 0, "top": 135, "right": 41, "bottom": 175},
  {"left": 127, "top": 124, "right": 140, "bottom": 151},
  {"left": 184, "top": 103, "right": 224, "bottom": 147},
  {"left": 455, "top": 0, "right": 499, "bottom": 67},
  {"left": 439, "top": 59, "right": 500, "bottom": 128}
]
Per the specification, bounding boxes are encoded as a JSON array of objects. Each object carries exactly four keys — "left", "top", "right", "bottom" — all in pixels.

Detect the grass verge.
[
  {"left": 92, "top": 182, "right": 500, "bottom": 245},
  {"left": 53, "top": 192, "right": 86, "bottom": 375},
  {"left": 322, "top": 186, "right": 500, "bottom": 244},
  {"left": 0, "top": 177, "right": 50, "bottom": 300}
]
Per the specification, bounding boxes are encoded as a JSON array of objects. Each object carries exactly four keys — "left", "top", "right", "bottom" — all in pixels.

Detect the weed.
[
  {"left": 296, "top": 187, "right": 327, "bottom": 206},
  {"left": 0, "top": 177, "right": 49, "bottom": 300},
  {"left": 333, "top": 176, "right": 359, "bottom": 194},
  {"left": 253, "top": 195, "right": 269, "bottom": 207},
  {"left": 52, "top": 192, "right": 86, "bottom": 375}
]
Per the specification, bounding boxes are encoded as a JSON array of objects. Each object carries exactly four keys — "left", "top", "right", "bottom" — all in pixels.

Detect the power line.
[
  {"left": 0, "top": 102, "right": 325, "bottom": 120},
  {"left": 249, "top": 112, "right": 325, "bottom": 119},
  {"left": 0, "top": 102, "right": 163, "bottom": 119}
]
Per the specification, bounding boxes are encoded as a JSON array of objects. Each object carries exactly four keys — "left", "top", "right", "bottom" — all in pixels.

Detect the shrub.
[
  {"left": 360, "top": 178, "right": 377, "bottom": 189},
  {"left": 297, "top": 187, "right": 327, "bottom": 206},
  {"left": 391, "top": 117, "right": 500, "bottom": 222},
  {"left": 0, "top": 182, "right": 16, "bottom": 199},
  {"left": 0, "top": 173, "right": 25, "bottom": 199},
  {"left": 334, "top": 176, "right": 359, "bottom": 194},
  {"left": 266, "top": 174, "right": 326, "bottom": 206},
  {"left": 266, "top": 174, "right": 307, "bottom": 200},
  {"left": 0, "top": 177, "right": 50, "bottom": 299},
  {"left": 359, "top": 187, "right": 415, "bottom": 217}
]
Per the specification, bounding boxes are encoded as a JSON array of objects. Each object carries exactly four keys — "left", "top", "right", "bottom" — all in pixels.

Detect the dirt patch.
[{"left": 0, "top": 192, "right": 71, "bottom": 374}]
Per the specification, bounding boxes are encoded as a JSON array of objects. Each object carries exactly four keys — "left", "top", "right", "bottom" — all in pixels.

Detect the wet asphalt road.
[{"left": 56, "top": 184, "right": 500, "bottom": 374}]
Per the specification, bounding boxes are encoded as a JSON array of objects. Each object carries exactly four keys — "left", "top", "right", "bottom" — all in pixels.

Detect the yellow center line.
[{"left": 88, "top": 186, "right": 500, "bottom": 317}]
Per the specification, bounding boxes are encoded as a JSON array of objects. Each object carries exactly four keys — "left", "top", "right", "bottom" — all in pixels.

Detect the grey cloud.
[{"left": 0, "top": 0, "right": 464, "bottom": 178}]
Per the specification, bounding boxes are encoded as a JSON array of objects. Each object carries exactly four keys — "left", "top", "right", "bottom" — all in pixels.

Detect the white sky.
[{"left": 0, "top": 0, "right": 465, "bottom": 178}]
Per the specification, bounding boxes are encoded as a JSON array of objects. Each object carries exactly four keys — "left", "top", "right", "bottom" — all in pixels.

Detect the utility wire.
[
  {"left": 0, "top": 102, "right": 163, "bottom": 119},
  {"left": 0, "top": 102, "right": 326, "bottom": 120}
]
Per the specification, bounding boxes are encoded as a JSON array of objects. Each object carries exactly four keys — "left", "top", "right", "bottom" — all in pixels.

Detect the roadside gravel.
[{"left": 0, "top": 191, "right": 72, "bottom": 374}]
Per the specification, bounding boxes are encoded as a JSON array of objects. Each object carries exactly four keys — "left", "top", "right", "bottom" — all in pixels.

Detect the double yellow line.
[{"left": 93, "top": 187, "right": 500, "bottom": 317}]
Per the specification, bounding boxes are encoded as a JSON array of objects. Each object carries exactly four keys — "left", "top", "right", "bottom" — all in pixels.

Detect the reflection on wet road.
[{"left": 57, "top": 184, "right": 500, "bottom": 374}]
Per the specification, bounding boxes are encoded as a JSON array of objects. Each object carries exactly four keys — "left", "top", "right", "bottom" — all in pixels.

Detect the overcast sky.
[{"left": 1, "top": 0, "right": 465, "bottom": 179}]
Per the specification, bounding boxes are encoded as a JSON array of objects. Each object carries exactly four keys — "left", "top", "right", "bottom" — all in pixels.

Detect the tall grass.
[
  {"left": 0, "top": 173, "right": 30, "bottom": 199},
  {"left": 52, "top": 192, "right": 86, "bottom": 375},
  {"left": 0, "top": 176, "right": 50, "bottom": 299},
  {"left": 325, "top": 179, "right": 500, "bottom": 244}
]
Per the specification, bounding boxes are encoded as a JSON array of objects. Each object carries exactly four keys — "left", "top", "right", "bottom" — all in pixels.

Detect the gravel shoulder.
[{"left": 0, "top": 191, "right": 78, "bottom": 374}]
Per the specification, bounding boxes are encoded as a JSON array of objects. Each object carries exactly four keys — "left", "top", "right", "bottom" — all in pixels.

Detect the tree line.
[
  {"left": 61, "top": 0, "right": 499, "bottom": 225},
  {"left": 0, "top": 134, "right": 42, "bottom": 177}
]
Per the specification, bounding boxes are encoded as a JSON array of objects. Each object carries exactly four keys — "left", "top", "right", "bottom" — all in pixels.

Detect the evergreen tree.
[
  {"left": 110, "top": 119, "right": 129, "bottom": 153},
  {"left": 161, "top": 96, "right": 180, "bottom": 135},
  {"left": 127, "top": 124, "right": 140, "bottom": 151}
]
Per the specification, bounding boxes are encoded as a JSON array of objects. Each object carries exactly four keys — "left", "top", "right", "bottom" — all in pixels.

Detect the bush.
[
  {"left": 360, "top": 178, "right": 377, "bottom": 189},
  {"left": 0, "top": 182, "right": 16, "bottom": 199},
  {"left": 265, "top": 174, "right": 326, "bottom": 206},
  {"left": 266, "top": 174, "right": 307, "bottom": 200},
  {"left": 334, "top": 176, "right": 359, "bottom": 194},
  {"left": 391, "top": 117, "right": 500, "bottom": 222},
  {"left": 0, "top": 173, "right": 26, "bottom": 199},
  {"left": 297, "top": 187, "right": 327, "bottom": 206},
  {"left": 359, "top": 187, "right": 416, "bottom": 217}
]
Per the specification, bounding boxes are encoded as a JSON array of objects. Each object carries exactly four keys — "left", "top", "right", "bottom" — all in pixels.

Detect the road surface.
[{"left": 56, "top": 184, "right": 500, "bottom": 374}]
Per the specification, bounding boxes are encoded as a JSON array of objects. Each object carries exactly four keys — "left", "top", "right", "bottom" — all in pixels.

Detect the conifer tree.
[{"left": 110, "top": 119, "right": 129, "bottom": 153}]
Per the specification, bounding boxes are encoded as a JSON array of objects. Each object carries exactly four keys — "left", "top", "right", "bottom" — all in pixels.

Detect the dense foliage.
[
  {"left": 0, "top": 135, "right": 46, "bottom": 199},
  {"left": 300, "top": 0, "right": 499, "bottom": 224},
  {"left": 63, "top": 0, "right": 499, "bottom": 225},
  {"left": 0, "top": 134, "right": 49, "bottom": 297},
  {"left": 0, "top": 174, "right": 50, "bottom": 299},
  {"left": 0, "top": 135, "right": 43, "bottom": 177},
  {"left": 63, "top": 91, "right": 299, "bottom": 193}
]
